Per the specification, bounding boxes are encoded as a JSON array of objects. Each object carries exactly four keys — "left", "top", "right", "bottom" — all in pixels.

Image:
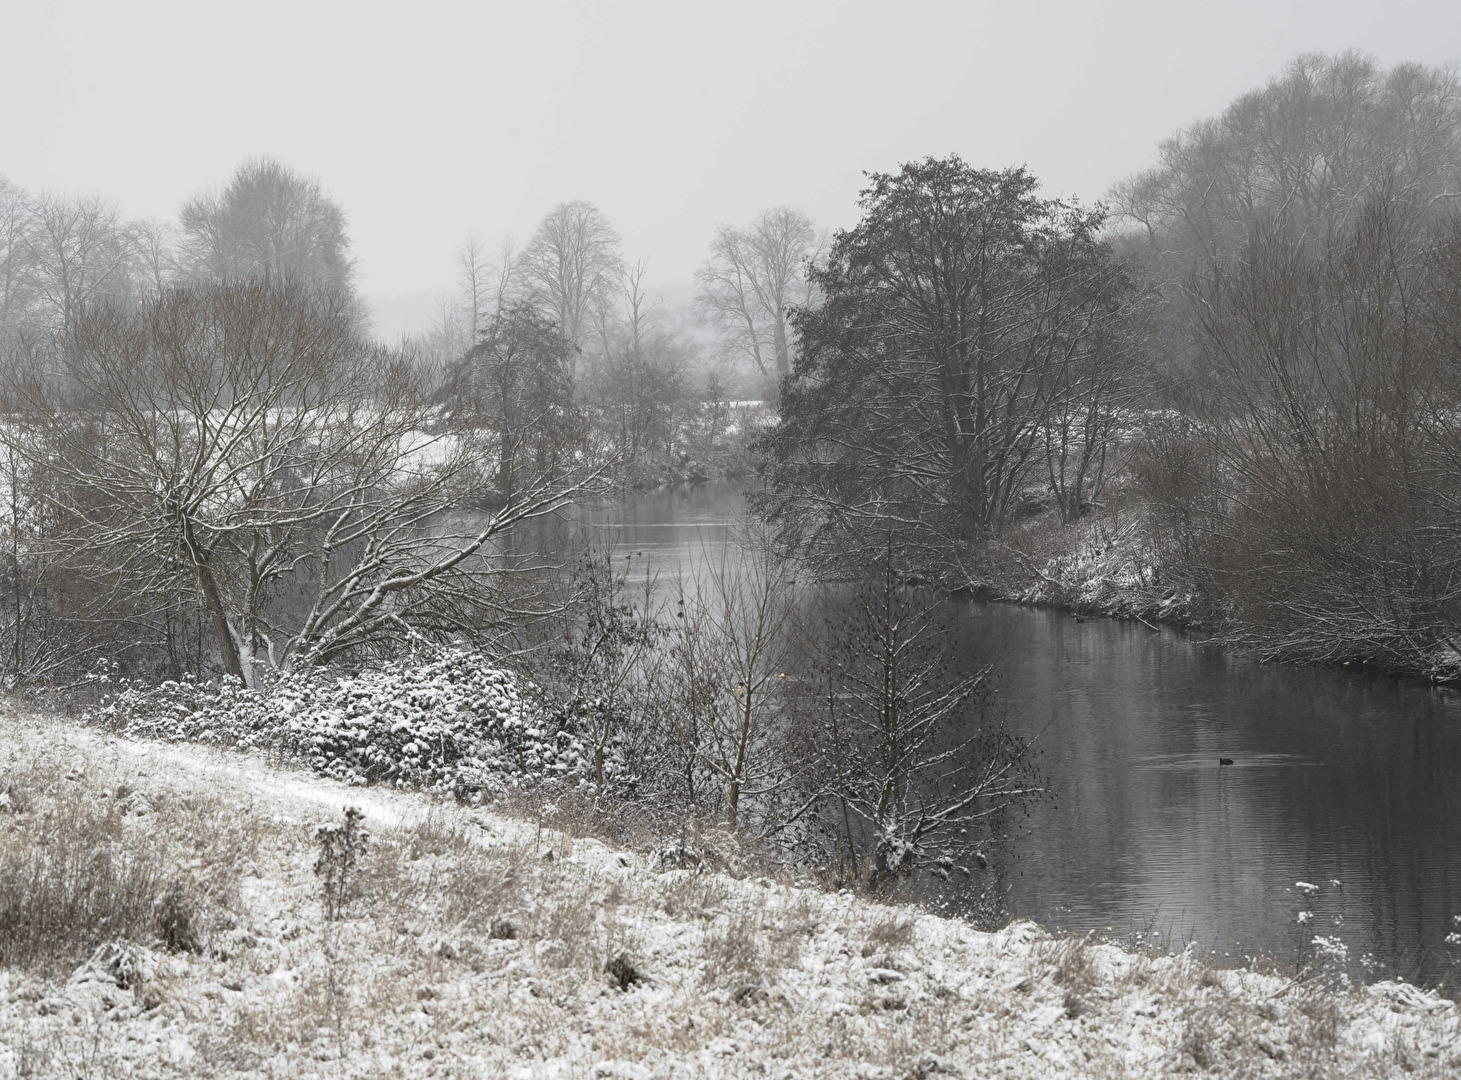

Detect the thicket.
[
  {"left": 1115, "top": 52, "right": 1461, "bottom": 679},
  {"left": 74, "top": 530, "right": 1042, "bottom": 889},
  {"left": 89, "top": 648, "right": 616, "bottom": 793}
]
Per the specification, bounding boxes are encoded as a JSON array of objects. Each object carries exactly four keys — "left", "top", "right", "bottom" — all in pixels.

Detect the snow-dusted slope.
[{"left": 0, "top": 713, "right": 1455, "bottom": 1079}]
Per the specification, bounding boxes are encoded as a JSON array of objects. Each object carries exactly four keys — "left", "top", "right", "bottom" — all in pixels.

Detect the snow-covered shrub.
[
  {"left": 1012, "top": 517, "right": 1191, "bottom": 624},
  {"left": 88, "top": 670, "right": 269, "bottom": 748},
  {"left": 88, "top": 649, "right": 627, "bottom": 794}
]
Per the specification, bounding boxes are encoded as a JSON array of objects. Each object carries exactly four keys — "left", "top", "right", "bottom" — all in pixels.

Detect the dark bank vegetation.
[{"left": 757, "top": 51, "right": 1461, "bottom": 682}]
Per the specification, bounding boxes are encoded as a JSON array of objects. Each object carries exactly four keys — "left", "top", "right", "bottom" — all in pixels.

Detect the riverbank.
[
  {"left": 983, "top": 500, "right": 1461, "bottom": 685},
  {"left": 989, "top": 511, "right": 1197, "bottom": 630},
  {"left": 2, "top": 709, "right": 1456, "bottom": 1078}
]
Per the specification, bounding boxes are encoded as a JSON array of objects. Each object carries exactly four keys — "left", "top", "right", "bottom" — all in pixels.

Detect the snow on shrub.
[{"left": 87, "top": 649, "right": 626, "bottom": 794}]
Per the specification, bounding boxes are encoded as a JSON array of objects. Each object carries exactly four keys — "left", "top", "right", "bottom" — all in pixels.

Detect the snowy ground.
[{"left": 0, "top": 709, "right": 1457, "bottom": 1079}]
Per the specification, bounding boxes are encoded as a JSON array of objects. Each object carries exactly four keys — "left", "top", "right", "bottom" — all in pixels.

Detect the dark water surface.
[{"left": 600, "top": 483, "right": 1461, "bottom": 984}]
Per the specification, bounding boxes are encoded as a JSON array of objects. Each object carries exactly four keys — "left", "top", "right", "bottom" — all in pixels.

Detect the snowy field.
[{"left": 0, "top": 709, "right": 1456, "bottom": 1079}]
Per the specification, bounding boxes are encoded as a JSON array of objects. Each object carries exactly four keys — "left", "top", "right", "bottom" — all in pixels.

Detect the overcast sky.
[{"left": 4, "top": 0, "right": 1460, "bottom": 335}]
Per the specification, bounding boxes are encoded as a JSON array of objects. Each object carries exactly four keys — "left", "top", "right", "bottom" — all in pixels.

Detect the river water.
[{"left": 588, "top": 482, "right": 1461, "bottom": 984}]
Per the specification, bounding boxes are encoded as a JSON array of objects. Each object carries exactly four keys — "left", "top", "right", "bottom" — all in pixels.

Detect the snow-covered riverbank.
[{"left": 1, "top": 710, "right": 1456, "bottom": 1079}]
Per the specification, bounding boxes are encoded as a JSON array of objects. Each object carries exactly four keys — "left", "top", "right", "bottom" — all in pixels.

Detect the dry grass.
[
  {"left": 492, "top": 782, "right": 796, "bottom": 882},
  {"left": 1043, "top": 932, "right": 1098, "bottom": 1018},
  {"left": 862, "top": 910, "right": 917, "bottom": 960},
  {"left": 0, "top": 748, "right": 260, "bottom": 977},
  {"left": 2, "top": 709, "right": 1459, "bottom": 1079}
]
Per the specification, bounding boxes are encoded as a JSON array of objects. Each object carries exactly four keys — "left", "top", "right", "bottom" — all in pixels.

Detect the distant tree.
[
  {"left": 695, "top": 207, "right": 822, "bottom": 381},
  {"left": 594, "top": 261, "right": 694, "bottom": 473},
  {"left": 1112, "top": 51, "right": 1461, "bottom": 286},
  {"left": 0, "top": 179, "right": 175, "bottom": 340},
  {"left": 0, "top": 177, "right": 34, "bottom": 339},
  {"left": 179, "top": 157, "right": 354, "bottom": 295},
  {"left": 517, "top": 201, "right": 622, "bottom": 376},
  {"left": 458, "top": 235, "right": 491, "bottom": 345},
  {"left": 457, "top": 234, "right": 518, "bottom": 343},
  {"left": 756, "top": 157, "right": 1136, "bottom": 570},
  {"left": 24, "top": 192, "right": 136, "bottom": 335},
  {"left": 455, "top": 302, "right": 580, "bottom": 499},
  {"left": 130, "top": 219, "right": 180, "bottom": 302}
]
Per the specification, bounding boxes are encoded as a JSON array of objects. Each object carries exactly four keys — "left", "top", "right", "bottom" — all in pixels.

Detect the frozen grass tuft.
[{"left": 0, "top": 749, "right": 256, "bottom": 977}]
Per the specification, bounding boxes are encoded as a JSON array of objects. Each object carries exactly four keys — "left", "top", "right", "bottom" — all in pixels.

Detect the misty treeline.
[
  {"left": 0, "top": 157, "right": 825, "bottom": 686},
  {"left": 758, "top": 50, "right": 1461, "bottom": 681},
  {"left": 407, "top": 201, "right": 828, "bottom": 489},
  {"left": 0, "top": 153, "right": 1041, "bottom": 889}
]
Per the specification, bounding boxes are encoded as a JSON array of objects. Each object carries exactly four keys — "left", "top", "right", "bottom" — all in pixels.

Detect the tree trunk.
[{"left": 179, "top": 518, "right": 245, "bottom": 683}]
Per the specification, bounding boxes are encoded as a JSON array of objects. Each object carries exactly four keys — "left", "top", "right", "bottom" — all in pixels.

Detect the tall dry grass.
[{"left": 0, "top": 750, "right": 260, "bottom": 976}]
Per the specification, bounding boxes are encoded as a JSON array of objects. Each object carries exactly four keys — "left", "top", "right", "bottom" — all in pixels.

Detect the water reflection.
[
  {"left": 593, "top": 482, "right": 1461, "bottom": 983},
  {"left": 566, "top": 482, "right": 747, "bottom": 596}
]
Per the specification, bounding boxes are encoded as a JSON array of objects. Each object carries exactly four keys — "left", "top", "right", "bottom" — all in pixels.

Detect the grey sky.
[{"left": 5, "top": 0, "right": 1459, "bottom": 336}]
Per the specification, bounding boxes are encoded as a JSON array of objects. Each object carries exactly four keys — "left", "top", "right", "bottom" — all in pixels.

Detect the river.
[{"left": 586, "top": 481, "right": 1461, "bottom": 984}]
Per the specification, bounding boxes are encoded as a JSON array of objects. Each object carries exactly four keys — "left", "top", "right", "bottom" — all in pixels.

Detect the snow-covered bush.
[
  {"left": 1012, "top": 517, "right": 1191, "bottom": 625},
  {"left": 87, "top": 649, "right": 626, "bottom": 794}
]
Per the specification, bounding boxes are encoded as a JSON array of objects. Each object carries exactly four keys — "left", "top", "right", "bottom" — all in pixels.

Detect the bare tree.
[
  {"left": 458, "top": 234, "right": 491, "bottom": 344},
  {"left": 678, "top": 528, "right": 802, "bottom": 830},
  {"left": 517, "top": 201, "right": 622, "bottom": 377},
  {"left": 179, "top": 157, "right": 355, "bottom": 296},
  {"left": 808, "top": 554, "right": 1043, "bottom": 887},
  {"left": 695, "top": 207, "right": 822, "bottom": 381},
  {"left": 0, "top": 176, "right": 33, "bottom": 339},
  {"left": 24, "top": 192, "right": 135, "bottom": 335},
  {"left": 10, "top": 281, "right": 603, "bottom": 681},
  {"left": 593, "top": 260, "right": 694, "bottom": 475},
  {"left": 0, "top": 352, "right": 73, "bottom": 686},
  {"left": 130, "top": 219, "right": 180, "bottom": 302},
  {"left": 1112, "top": 52, "right": 1461, "bottom": 287}
]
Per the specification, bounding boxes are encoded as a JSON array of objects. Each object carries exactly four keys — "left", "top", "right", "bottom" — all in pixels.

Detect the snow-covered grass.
[
  {"left": 1, "top": 709, "right": 1456, "bottom": 1078},
  {"left": 995, "top": 502, "right": 1198, "bottom": 628}
]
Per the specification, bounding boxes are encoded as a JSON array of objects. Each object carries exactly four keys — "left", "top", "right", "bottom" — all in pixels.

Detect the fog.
[
  {"left": 7, "top": 9, "right": 1461, "bottom": 1067},
  {"left": 5, "top": 0, "right": 1459, "bottom": 338}
]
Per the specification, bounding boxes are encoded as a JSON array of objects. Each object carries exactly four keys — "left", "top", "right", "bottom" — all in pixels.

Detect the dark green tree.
[
  {"left": 755, "top": 156, "right": 1136, "bottom": 573},
  {"left": 456, "top": 303, "right": 580, "bottom": 500}
]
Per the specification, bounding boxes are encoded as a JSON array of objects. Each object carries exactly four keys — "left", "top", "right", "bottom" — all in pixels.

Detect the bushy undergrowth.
[{"left": 87, "top": 648, "right": 625, "bottom": 795}]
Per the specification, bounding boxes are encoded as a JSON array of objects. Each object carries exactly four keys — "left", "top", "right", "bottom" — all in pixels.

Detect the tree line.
[
  {"left": 412, "top": 201, "right": 826, "bottom": 488},
  {"left": 756, "top": 50, "right": 1461, "bottom": 682}
]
